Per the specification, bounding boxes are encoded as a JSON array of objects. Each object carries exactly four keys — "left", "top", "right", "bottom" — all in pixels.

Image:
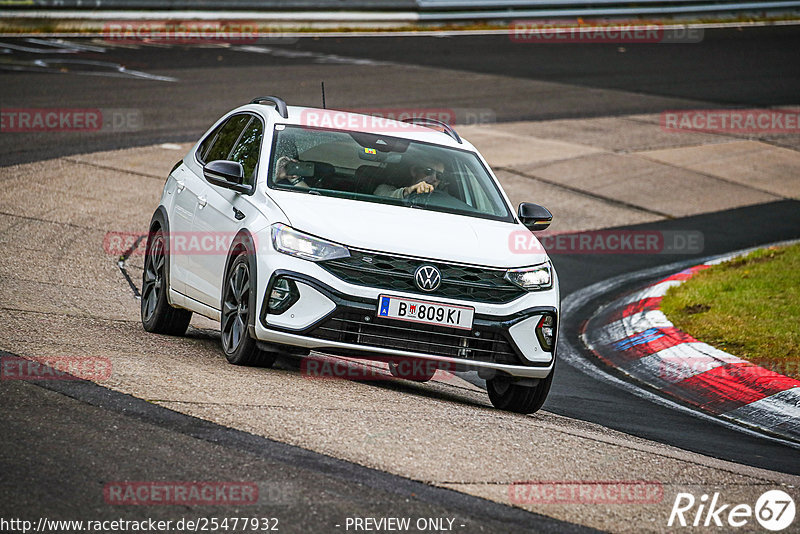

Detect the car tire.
[
  {"left": 486, "top": 367, "right": 554, "bottom": 414},
  {"left": 221, "top": 254, "right": 276, "bottom": 368},
  {"left": 388, "top": 359, "right": 436, "bottom": 382},
  {"left": 141, "top": 227, "right": 192, "bottom": 335}
]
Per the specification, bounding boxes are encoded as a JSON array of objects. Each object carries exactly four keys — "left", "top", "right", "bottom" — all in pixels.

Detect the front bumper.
[{"left": 253, "top": 266, "right": 558, "bottom": 380}]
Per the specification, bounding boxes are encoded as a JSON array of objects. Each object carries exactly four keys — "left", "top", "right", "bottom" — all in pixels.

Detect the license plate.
[{"left": 377, "top": 295, "right": 474, "bottom": 330}]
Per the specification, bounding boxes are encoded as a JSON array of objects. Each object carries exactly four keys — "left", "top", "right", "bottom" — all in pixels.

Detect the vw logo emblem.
[{"left": 414, "top": 265, "right": 441, "bottom": 292}]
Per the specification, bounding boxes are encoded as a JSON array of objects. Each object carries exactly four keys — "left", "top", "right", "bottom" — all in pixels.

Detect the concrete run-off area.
[{"left": 0, "top": 113, "right": 799, "bottom": 533}]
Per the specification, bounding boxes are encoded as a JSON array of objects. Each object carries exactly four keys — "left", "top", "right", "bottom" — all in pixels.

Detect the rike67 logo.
[{"left": 669, "top": 490, "right": 795, "bottom": 531}]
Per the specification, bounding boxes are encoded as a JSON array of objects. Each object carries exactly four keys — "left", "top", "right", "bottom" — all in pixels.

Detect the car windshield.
[{"left": 267, "top": 124, "right": 514, "bottom": 222}]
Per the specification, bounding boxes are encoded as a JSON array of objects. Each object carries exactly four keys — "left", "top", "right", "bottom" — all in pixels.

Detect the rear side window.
[
  {"left": 197, "top": 123, "right": 224, "bottom": 163},
  {"left": 228, "top": 118, "right": 263, "bottom": 186},
  {"left": 198, "top": 114, "right": 251, "bottom": 164}
]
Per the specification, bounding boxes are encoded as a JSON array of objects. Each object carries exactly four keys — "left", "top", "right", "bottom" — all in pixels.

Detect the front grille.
[
  {"left": 320, "top": 250, "right": 525, "bottom": 304},
  {"left": 308, "top": 310, "right": 521, "bottom": 365}
]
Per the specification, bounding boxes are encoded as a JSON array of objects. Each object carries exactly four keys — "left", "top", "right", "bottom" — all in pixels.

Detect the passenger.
[{"left": 274, "top": 155, "right": 310, "bottom": 189}]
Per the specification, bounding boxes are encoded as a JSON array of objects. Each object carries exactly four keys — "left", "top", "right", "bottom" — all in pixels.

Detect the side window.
[
  {"left": 203, "top": 114, "right": 251, "bottom": 164},
  {"left": 197, "top": 122, "right": 224, "bottom": 164},
  {"left": 228, "top": 118, "right": 263, "bottom": 186}
]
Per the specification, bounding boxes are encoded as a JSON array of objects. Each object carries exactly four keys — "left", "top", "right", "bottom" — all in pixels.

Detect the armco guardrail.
[
  {"left": 418, "top": 1, "right": 800, "bottom": 20},
  {"left": 418, "top": 0, "right": 796, "bottom": 7},
  {"left": 4, "top": 0, "right": 800, "bottom": 19}
]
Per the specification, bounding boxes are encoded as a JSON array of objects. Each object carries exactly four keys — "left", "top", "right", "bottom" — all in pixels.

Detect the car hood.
[{"left": 269, "top": 191, "right": 548, "bottom": 268}]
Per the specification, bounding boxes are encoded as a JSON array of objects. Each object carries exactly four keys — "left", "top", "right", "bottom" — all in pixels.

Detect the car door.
[
  {"left": 166, "top": 163, "right": 195, "bottom": 295},
  {"left": 182, "top": 113, "right": 252, "bottom": 305},
  {"left": 189, "top": 114, "right": 264, "bottom": 309}
]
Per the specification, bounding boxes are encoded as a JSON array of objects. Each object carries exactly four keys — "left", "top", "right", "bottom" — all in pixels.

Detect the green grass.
[{"left": 660, "top": 243, "right": 800, "bottom": 379}]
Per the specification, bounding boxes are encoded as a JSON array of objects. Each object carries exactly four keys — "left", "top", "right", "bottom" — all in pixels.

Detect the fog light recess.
[
  {"left": 535, "top": 314, "right": 556, "bottom": 352},
  {"left": 268, "top": 277, "right": 300, "bottom": 315}
]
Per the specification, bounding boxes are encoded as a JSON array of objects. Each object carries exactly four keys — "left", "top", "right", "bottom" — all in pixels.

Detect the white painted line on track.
[
  {"left": 232, "top": 45, "right": 392, "bottom": 66},
  {"left": 0, "top": 41, "right": 79, "bottom": 53},
  {"left": 26, "top": 37, "right": 107, "bottom": 53},
  {"left": 0, "top": 57, "right": 177, "bottom": 81}
]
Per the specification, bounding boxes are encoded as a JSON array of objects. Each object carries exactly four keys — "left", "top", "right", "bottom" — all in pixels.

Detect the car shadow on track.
[
  {"left": 183, "top": 324, "right": 492, "bottom": 410},
  {"left": 278, "top": 352, "right": 493, "bottom": 410}
]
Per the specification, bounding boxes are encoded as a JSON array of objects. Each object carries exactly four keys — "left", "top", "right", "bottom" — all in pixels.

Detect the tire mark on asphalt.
[
  {"left": 0, "top": 207, "right": 146, "bottom": 301},
  {"left": 0, "top": 273, "right": 93, "bottom": 291},
  {"left": 0, "top": 306, "right": 139, "bottom": 323},
  {"left": 495, "top": 166, "right": 673, "bottom": 218},
  {"left": 63, "top": 157, "right": 166, "bottom": 180},
  {"left": 0, "top": 209, "right": 98, "bottom": 231},
  {"left": 635, "top": 152, "right": 790, "bottom": 200}
]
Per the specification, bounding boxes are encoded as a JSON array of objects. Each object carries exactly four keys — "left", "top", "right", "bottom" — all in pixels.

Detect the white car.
[{"left": 141, "top": 96, "right": 559, "bottom": 413}]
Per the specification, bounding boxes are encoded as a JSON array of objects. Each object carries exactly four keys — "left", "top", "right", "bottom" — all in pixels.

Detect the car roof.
[{"left": 234, "top": 102, "right": 477, "bottom": 152}]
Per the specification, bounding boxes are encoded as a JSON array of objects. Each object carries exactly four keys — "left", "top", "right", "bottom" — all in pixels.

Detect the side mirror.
[
  {"left": 203, "top": 160, "right": 252, "bottom": 194},
  {"left": 518, "top": 202, "right": 552, "bottom": 231}
]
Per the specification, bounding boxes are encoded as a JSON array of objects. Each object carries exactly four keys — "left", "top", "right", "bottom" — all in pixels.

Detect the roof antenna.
[{"left": 321, "top": 81, "right": 326, "bottom": 109}]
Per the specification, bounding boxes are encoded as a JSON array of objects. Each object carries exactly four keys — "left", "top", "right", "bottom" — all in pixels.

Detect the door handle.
[
  {"left": 175, "top": 179, "right": 185, "bottom": 193},
  {"left": 197, "top": 195, "right": 207, "bottom": 208}
]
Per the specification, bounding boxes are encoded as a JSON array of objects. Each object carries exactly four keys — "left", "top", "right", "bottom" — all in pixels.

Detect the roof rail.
[
  {"left": 250, "top": 96, "right": 288, "bottom": 119},
  {"left": 401, "top": 117, "right": 462, "bottom": 144}
]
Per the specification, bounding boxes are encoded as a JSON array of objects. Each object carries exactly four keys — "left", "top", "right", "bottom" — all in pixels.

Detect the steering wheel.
[{"left": 407, "top": 190, "right": 472, "bottom": 210}]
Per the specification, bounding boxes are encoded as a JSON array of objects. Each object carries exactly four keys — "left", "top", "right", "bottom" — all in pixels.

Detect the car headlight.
[
  {"left": 271, "top": 223, "right": 350, "bottom": 262},
  {"left": 504, "top": 262, "right": 552, "bottom": 291}
]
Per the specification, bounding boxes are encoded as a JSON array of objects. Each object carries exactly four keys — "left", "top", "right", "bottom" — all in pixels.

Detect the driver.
[{"left": 373, "top": 157, "right": 446, "bottom": 199}]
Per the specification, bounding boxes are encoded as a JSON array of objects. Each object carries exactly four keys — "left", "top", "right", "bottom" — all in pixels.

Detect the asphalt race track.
[
  {"left": 1, "top": 26, "right": 799, "bottom": 532},
  {"left": 1, "top": 360, "right": 589, "bottom": 533},
  {"left": 2, "top": 26, "right": 799, "bottom": 166}
]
